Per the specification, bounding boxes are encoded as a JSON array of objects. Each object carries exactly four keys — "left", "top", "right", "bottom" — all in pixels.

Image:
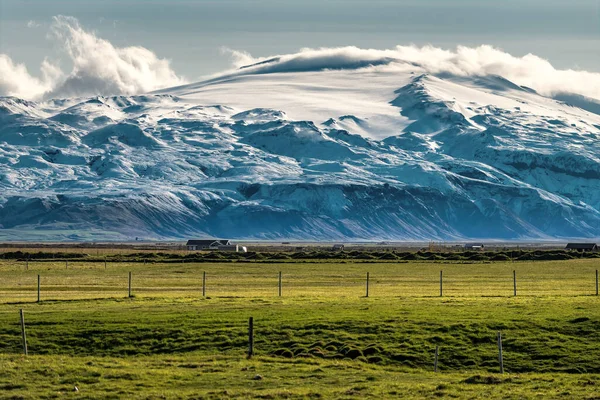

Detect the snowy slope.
[{"left": 2, "top": 60, "right": 600, "bottom": 240}]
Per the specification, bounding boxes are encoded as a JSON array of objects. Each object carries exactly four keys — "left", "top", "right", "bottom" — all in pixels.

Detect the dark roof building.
[{"left": 565, "top": 243, "right": 598, "bottom": 252}]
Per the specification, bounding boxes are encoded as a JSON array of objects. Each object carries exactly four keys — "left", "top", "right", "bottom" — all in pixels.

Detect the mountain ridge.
[{"left": 1, "top": 68, "right": 600, "bottom": 241}]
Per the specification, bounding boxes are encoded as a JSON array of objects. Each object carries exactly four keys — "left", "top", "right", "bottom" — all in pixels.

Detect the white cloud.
[
  {"left": 5, "top": 20, "right": 600, "bottom": 102},
  {"left": 0, "top": 55, "right": 58, "bottom": 99},
  {"left": 26, "top": 20, "right": 41, "bottom": 28},
  {"left": 0, "top": 55, "right": 40, "bottom": 98},
  {"left": 224, "top": 45, "right": 600, "bottom": 101},
  {"left": 220, "top": 47, "right": 257, "bottom": 69},
  {"left": 1, "top": 16, "right": 186, "bottom": 100}
]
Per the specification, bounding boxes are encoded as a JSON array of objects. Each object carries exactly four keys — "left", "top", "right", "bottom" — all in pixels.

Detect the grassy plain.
[{"left": 0, "top": 259, "right": 599, "bottom": 398}]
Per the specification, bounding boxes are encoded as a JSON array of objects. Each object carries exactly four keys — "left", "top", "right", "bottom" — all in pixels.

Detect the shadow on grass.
[{"left": 5, "top": 296, "right": 134, "bottom": 305}]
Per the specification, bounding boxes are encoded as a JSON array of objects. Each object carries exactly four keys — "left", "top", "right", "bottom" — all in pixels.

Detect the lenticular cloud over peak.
[
  {"left": 224, "top": 45, "right": 600, "bottom": 101},
  {"left": 0, "top": 16, "right": 185, "bottom": 100},
  {"left": 3, "top": 17, "right": 600, "bottom": 103}
]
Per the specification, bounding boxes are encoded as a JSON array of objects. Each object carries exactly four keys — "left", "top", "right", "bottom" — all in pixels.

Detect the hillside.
[{"left": 1, "top": 57, "right": 600, "bottom": 240}]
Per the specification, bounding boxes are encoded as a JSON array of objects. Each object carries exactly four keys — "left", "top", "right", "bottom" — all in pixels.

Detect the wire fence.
[{"left": 0, "top": 260, "right": 598, "bottom": 303}]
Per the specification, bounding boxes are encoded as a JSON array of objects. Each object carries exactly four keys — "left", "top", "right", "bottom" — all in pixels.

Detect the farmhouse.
[
  {"left": 186, "top": 239, "right": 231, "bottom": 251},
  {"left": 565, "top": 243, "right": 598, "bottom": 252},
  {"left": 464, "top": 243, "right": 485, "bottom": 251}
]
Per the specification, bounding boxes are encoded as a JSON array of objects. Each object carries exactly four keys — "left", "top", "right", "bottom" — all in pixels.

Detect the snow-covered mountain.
[{"left": 2, "top": 58, "right": 600, "bottom": 241}]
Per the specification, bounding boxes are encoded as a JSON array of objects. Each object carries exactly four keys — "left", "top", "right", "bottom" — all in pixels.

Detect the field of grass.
[{"left": 1, "top": 259, "right": 599, "bottom": 398}]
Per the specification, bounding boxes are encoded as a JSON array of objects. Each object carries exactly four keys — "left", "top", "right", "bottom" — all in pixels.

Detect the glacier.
[{"left": 1, "top": 58, "right": 600, "bottom": 241}]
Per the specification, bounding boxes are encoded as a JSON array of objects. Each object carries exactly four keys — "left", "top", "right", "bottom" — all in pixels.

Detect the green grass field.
[{"left": 1, "top": 259, "right": 599, "bottom": 399}]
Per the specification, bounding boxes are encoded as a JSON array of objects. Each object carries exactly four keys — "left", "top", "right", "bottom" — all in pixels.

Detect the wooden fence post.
[
  {"left": 440, "top": 270, "right": 443, "bottom": 297},
  {"left": 20, "top": 309, "right": 28, "bottom": 355},
  {"left": 37, "top": 275, "right": 40, "bottom": 303},
  {"left": 248, "top": 317, "right": 254, "bottom": 358},
  {"left": 513, "top": 270, "right": 517, "bottom": 297},
  {"left": 497, "top": 331, "right": 504, "bottom": 374},
  {"left": 104, "top": 258, "right": 107, "bottom": 270},
  {"left": 128, "top": 272, "right": 132, "bottom": 298},
  {"left": 65, "top": 260, "right": 68, "bottom": 269},
  {"left": 202, "top": 271, "right": 206, "bottom": 297},
  {"left": 434, "top": 346, "right": 439, "bottom": 372},
  {"left": 26, "top": 258, "right": 29, "bottom": 271},
  {"left": 278, "top": 271, "right": 282, "bottom": 297},
  {"left": 366, "top": 272, "right": 370, "bottom": 298},
  {"left": 596, "top": 270, "right": 598, "bottom": 296}
]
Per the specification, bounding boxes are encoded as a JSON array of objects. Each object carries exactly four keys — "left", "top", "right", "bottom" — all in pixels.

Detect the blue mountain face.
[{"left": 1, "top": 73, "right": 600, "bottom": 241}]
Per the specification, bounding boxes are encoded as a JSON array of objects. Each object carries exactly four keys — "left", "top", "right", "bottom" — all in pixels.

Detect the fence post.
[
  {"left": 65, "top": 260, "right": 68, "bottom": 269},
  {"left": 202, "top": 271, "right": 206, "bottom": 297},
  {"left": 366, "top": 272, "right": 370, "bottom": 298},
  {"left": 513, "top": 270, "right": 517, "bottom": 297},
  {"left": 248, "top": 317, "right": 254, "bottom": 358},
  {"left": 278, "top": 271, "right": 282, "bottom": 297},
  {"left": 37, "top": 275, "right": 40, "bottom": 303},
  {"left": 128, "top": 272, "right": 132, "bottom": 298},
  {"left": 497, "top": 331, "right": 504, "bottom": 374},
  {"left": 20, "top": 309, "right": 28, "bottom": 355},
  {"left": 104, "top": 258, "right": 107, "bottom": 270},
  {"left": 26, "top": 258, "right": 29, "bottom": 271},
  {"left": 596, "top": 270, "right": 598, "bottom": 296},
  {"left": 440, "top": 270, "right": 443, "bottom": 297},
  {"left": 434, "top": 346, "right": 439, "bottom": 372}
]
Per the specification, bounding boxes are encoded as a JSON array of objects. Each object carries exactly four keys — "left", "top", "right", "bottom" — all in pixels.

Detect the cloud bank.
[
  {"left": 225, "top": 45, "right": 600, "bottom": 101},
  {"left": 4, "top": 18, "right": 600, "bottom": 102},
  {"left": 0, "top": 16, "right": 185, "bottom": 100}
]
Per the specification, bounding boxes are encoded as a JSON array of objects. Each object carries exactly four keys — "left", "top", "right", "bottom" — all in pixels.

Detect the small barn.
[
  {"left": 464, "top": 243, "right": 485, "bottom": 251},
  {"left": 186, "top": 239, "right": 231, "bottom": 251},
  {"left": 565, "top": 243, "right": 598, "bottom": 252}
]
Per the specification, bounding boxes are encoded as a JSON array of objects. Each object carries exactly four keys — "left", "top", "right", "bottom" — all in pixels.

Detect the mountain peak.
[{"left": 2, "top": 66, "right": 600, "bottom": 240}]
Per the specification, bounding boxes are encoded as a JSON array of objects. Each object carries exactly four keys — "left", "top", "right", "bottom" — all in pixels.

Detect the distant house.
[
  {"left": 565, "top": 243, "right": 598, "bottom": 252},
  {"left": 332, "top": 244, "right": 345, "bottom": 251},
  {"left": 186, "top": 239, "right": 231, "bottom": 251},
  {"left": 464, "top": 243, "right": 485, "bottom": 251}
]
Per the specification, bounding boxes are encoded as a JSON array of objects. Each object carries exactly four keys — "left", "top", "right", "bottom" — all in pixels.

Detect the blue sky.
[{"left": 1, "top": 0, "right": 600, "bottom": 81}]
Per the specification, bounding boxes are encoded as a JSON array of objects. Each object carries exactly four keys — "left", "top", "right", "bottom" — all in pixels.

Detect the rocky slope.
[{"left": 1, "top": 64, "right": 600, "bottom": 240}]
